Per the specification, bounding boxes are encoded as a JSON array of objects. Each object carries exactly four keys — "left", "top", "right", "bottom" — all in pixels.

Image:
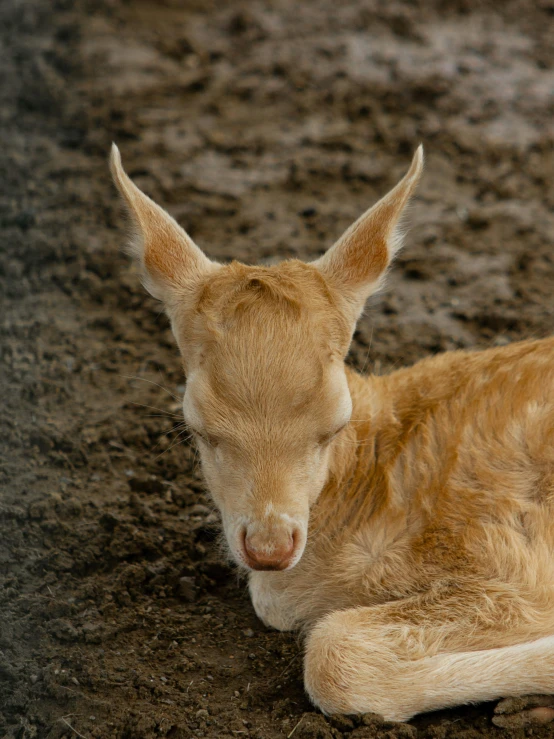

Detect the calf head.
[{"left": 110, "top": 145, "right": 423, "bottom": 571}]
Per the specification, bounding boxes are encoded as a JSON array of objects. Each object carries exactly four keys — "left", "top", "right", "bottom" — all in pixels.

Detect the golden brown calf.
[{"left": 110, "top": 145, "right": 554, "bottom": 722}]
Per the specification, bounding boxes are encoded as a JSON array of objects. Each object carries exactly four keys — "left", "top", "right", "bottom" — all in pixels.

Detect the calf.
[{"left": 110, "top": 145, "right": 554, "bottom": 722}]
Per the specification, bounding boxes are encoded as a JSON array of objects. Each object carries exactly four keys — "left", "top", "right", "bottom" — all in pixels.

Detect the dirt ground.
[{"left": 1, "top": 0, "right": 554, "bottom": 737}]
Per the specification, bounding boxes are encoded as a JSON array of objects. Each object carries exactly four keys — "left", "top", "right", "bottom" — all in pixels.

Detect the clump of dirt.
[{"left": 1, "top": 0, "right": 553, "bottom": 737}]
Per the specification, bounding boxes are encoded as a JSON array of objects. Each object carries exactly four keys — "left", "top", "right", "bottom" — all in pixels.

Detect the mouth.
[{"left": 241, "top": 554, "right": 292, "bottom": 572}]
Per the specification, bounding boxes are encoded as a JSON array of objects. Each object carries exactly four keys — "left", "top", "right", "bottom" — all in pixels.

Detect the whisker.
[
  {"left": 120, "top": 374, "right": 180, "bottom": 401},
  {"left": 151, "top": 421, "right": 189, "bottom": 444},
  {"left": 150, "top": 428, "right": 190, "bottom": 454},
  {"left": 144, "top": 414, "right": 185, "bottom": 420},
  {"left": 129, "top": 401, "right": 182, "bottom": 418},
  {"left": 191, "top": 444, "right": 201, "bottom": 474},
  {"left": 153, "top": 433, "right": 194, "bottom": 461},
  {"left": 166, "top": 425, "right": 191, "bottom": 437},
  {"left": 340, "top": 438, "right": 374, "bottom": 446},
  {"left": 359, "top": 325, "right": 374, "bottom": 375}
]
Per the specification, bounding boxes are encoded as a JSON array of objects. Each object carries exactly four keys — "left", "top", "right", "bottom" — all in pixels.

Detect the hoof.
[{"left": 493, "top": 696, "right": 554, "bottom": 728}]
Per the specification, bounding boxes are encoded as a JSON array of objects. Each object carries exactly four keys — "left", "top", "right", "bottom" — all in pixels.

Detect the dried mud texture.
[{"left": 1, "top": 0, "right": 554, "bottom": 737}]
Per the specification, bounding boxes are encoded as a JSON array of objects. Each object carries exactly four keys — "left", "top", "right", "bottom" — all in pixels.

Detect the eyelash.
[
  {"left": 191, "top": 429, "right": 218, "bottom": 448},
  {"left": 319, "top": 424, "right": 347, "bottom": 446}
]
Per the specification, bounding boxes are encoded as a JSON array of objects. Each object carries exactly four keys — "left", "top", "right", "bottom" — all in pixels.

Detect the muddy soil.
[{"left": 1, "top": 0, "right": 554, "bottom": 737}]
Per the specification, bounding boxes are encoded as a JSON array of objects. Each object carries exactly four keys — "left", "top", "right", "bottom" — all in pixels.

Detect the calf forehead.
[
  {"left": 185, "top": 322, "right": 352, "bottom": 435},
  {"left": 183, "top": 260, "right": 352, "bottom": 423},
  {"left": 205, "top": 313, "right": 327, "bottom": 412}
]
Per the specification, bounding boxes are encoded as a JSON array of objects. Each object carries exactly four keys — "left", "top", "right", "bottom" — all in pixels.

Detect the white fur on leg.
[{"left": 304, "top": 608, "right": 554, "bottom": 721}]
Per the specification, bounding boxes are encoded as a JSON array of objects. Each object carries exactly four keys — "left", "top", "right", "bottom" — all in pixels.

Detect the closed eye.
[{"left": 318, "top": 422, "right": 348, "bottom": 446}]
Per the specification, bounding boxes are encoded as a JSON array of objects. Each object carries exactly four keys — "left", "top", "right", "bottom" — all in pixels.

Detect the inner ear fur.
[
  {"left": 109, "top": 143, "right": 217, "bottom": 303},
  {"left": 314, "top": 146, "right": 424, "bottom": 316}
]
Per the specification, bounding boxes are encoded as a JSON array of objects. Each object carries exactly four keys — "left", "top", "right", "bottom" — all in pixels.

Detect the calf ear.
[
  {"left": 109, "top": 144, "right": 218, "bottom": 304},
  {"left": 314, "top": 146, "right": 423, "bottom": 318}
]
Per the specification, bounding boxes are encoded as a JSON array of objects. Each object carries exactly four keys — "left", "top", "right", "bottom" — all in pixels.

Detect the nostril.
[
  {"left": 241, "top": 527, "right": 248, "bottom": 552},
  {"left": 243, "top": 530, "right": 296, "bottom": 570},
  {"left": 242, "top": 530, "right": 258, "bottom": 562},
  {"left": 290, "top": 528, "right": 299, "bottom": 553},
  {"left": 243, "top": 533, "right": 261, "bottom": 563}
]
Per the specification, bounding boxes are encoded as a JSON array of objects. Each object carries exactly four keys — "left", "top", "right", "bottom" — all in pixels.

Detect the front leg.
[
  {"left": 248, "top": 571, "right": 299, "bottom": 631},
  {"left": 304, "top": 595, "right": 554, "bottom": 721}
]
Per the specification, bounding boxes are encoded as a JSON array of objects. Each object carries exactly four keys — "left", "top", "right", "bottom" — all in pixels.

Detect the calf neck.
[{"left": 111, "top": 146, "right": 554, "bottom": 722}]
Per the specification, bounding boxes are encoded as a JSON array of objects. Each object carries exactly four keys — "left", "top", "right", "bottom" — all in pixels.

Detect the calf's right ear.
[{"left": 109, "top": 144, "right": 218, "bottom": 305}]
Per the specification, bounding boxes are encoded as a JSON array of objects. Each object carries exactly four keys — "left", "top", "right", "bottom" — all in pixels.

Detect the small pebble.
[
  {"left": 190, "top": 503, "right": 210, "bottom": 515},
  {"left": 178, "top": 576, "right": 197, "bottom": 602}
]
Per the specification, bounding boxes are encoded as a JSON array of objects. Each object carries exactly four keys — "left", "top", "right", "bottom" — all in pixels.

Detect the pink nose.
[{"left": 243, "top": 533, "right": 295, "bottom": 571}]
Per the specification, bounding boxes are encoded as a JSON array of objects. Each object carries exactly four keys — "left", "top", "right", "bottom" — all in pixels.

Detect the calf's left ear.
[
  {"left": 314, "top": 146, "right": 423, "bottom": 318},
  {"left": 109, "top": 144, "right": 218, "bottom": 305}
]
